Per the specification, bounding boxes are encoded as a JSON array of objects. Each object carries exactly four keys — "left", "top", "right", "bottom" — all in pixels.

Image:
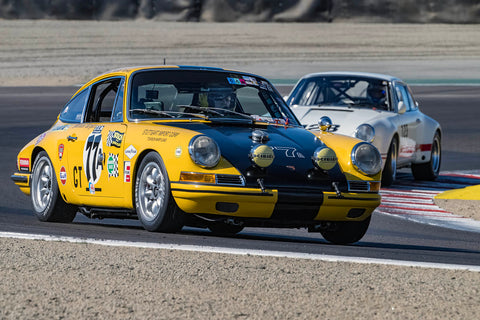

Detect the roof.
[{"left": 299, "top": 71, "right": 402, "bottom": 82}]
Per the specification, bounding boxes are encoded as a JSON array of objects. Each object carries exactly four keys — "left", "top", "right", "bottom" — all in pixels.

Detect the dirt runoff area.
[
  {"left": 0, "top": 237, "right": 479, "bottom": 320},
  {"left": 1, "top": 20, "right": 480, "bottom": 319}
]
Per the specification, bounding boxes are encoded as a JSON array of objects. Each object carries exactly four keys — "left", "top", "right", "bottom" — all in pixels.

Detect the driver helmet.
[
  {"left": 367, "top": 83, "right": 386, "bottom": 103},
  {"left": 208, "top": 91, "right": 235, "bottom": 110}
]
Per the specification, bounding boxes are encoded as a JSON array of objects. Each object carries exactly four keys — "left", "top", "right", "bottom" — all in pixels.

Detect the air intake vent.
[
  {"left": 216, "top": 174, "right": 245, "bottom": 186},
  {"left": 348, "top": 181, "right": 370, "bottom": 192}
]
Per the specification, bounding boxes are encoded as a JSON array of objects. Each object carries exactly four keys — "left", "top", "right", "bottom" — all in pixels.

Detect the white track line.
[{"left": 1, "top": 231, "right": 479, "bottom": 272}]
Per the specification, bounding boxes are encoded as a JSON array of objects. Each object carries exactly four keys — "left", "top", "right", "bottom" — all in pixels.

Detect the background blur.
[{"left": 1, "top": 0, "right": 479, "bottom": 23}]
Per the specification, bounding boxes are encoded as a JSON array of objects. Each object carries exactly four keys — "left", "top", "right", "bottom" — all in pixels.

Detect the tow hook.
[
  {"left": 257, "top": 178, "right": 266, "bottom": 193},
  {"left": 332, "top": 181, "right": 343, "bottom": 198}
]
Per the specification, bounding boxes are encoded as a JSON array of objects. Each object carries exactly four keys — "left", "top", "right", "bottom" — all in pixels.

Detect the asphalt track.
[{"left": 1, "top": 85, "right": 480, "bottom": 267}]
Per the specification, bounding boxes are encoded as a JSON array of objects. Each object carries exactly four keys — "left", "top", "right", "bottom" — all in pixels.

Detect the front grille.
[
  {"left": 348, "top": 180, "right": 370, "bottom": 192},
  {"left": 216, "top": 174, "right": 245, "bottom": 186}
]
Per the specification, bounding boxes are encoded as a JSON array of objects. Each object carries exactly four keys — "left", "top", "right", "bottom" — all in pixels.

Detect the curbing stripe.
[{"left": 1, "top": 231, "right": 479, "bottom": 273}]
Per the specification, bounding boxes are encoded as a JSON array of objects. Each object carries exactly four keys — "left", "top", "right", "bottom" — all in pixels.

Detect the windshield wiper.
[{"left": 178, "top": 105, "right": 255, "bottom": 123}]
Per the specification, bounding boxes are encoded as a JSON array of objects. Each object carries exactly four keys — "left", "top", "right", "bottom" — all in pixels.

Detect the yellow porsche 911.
[{"left": 11, "top": 66, "right": 382, "bottom": 244}]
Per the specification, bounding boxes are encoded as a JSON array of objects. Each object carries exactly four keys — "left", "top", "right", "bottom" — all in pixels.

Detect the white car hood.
[{"left": 292, "top": 105, "right": 388, "bottom": 136}]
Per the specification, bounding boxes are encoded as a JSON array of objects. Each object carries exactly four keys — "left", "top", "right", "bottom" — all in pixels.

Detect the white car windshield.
[{"left": 289, "top": 76, "right": 390, "bottom": 111}]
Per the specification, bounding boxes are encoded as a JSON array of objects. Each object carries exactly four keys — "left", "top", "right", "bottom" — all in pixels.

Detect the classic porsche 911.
[
  {"left": 11, "top": 66, "right": 382, "bottom": 244},
  {"left": 285, "top": 72, "right": 442, "bottom": 186}
]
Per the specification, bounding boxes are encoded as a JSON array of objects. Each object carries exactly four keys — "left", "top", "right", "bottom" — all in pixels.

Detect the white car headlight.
[
  {"left": 354, "top": 124, "right": 375, "bottom": 143},
  {"left": 351, "top": 142, "right": 382, "bottom": 176},
  {"left": 189, "top": 135, "right": 221, "bottom": 168}
]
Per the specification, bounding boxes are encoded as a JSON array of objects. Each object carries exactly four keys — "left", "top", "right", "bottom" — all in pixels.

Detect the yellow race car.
[{"left": 11, "top": 66, "right": 382, "bottom": 244}]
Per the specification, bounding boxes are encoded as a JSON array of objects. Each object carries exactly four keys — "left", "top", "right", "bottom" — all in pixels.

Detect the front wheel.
[
  {"left": 135, "top": 152, "right": 184, "bottom": 232},
  {"left": 412, "top": 132, "right": 441, "bottom": 181},
  {"left": 320, "top": 216, "right": 371, "bottom": 245},
  {"left": 30, "top": 151, "right": 76, "bottom": 223},
  {"left": 382, "top": 138, "right": 398, "bottom": 187}
]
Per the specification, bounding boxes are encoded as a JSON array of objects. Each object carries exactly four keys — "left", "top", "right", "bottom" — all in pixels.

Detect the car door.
[
  {"left": 66, "top": 77, "right": 127, "bottom": 207},
  {"left": 392, "top": 82, "right": 420, "bottom": 166}
]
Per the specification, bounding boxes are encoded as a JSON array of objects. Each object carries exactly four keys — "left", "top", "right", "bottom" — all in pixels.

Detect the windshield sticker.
[
  {"left": 260, "top": 81, "right": 273, "bottom": 91},
  {"left": 106, "top": 131, "right": 124, "bottom": 148},
  {"left": 227, "top": 77, "right": 242, "bottom": 85},
  {"left": 243, "top": 76, "right": 258, "bottom": 86}
]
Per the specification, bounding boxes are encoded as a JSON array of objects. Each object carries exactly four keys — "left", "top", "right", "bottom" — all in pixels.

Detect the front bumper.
[
  {"left": 171, "top": 182, "right": 381, "bottom": 222},
  {"left": 11, "top": 172, "right": 31, "bottom": 195}
]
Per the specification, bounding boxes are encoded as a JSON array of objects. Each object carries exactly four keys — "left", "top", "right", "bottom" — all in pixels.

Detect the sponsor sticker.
[
  {"left": 59, "top": 166, "right": 67, "bottom": 185},
  {"left": 124, "top": 161, "right": 131, "bottom": 183},
  {"left": 175, "top": 146, "right": 182, "bottom": 158},
  {"left": 19, "top": 158, "right": 30, "bottom": 171},
  {"left": 106, "top": 131, "right": 124, "bottom": 148},
  {"left": 107, "top": 153, "right": 119, "bottom": 178},
  {"left": 58, "top": 144, "right": 64, "bottom": 160},
  {"left": 125, "top": 145, "right": 137, "bottom": 159},
  {"left": 35, "top": 133, "right": 46, "bottom": 145}
]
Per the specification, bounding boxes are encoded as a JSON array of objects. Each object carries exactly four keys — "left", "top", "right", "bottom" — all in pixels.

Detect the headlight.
[
  {"left": 351, "top": 142, "right": 382, "bottom": 175},
  {"left": 354, "top": 124, "right": 375, "bottom": 142},
  {"left": 188, "top": 135, "right": 221, "bottom": 168}
]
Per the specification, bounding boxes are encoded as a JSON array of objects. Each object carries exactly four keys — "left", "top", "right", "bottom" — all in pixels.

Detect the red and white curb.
[{"left": 376, "top": 171, "right": 480, "bottom": 233}]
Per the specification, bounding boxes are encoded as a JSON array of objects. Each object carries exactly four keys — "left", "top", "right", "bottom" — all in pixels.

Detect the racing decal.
[
  {"left": 175, "top": 146, "right": 182, "bottom": 158},
  {"left": 35, "top": 133, "right": 46, "bottom": 145},
  {"left": 107, "top": 153, "right": 119, "bottom": 178},
  {"left": 125, "top": 145, "right": 137, "bottom": 159},
  {"left": 272, "top": 146, "right": 305, "bottom": 158},
  {"left": 242, "top": 76, "right": 258, "bottom": 86},
  {"left": 83, "top": 126, "right": 104, "bottom": 189},
  {"left": 106, "top": 131, "right": 124, "bottom": 148},
  {"left": 50, "top": 124, "right": 70, "bottom": 132},
  {"left": 124, "top": 161, "right": 131, "bottom": 183},
  {"left": 59, "top": 166, "right": 67, "bottom": 185},
  {"left": 73, "top": 166, "right": 83, "bottom": 188},
  {"left": 259, "top": 80, "right": 273, "bottom": 92},
  {"left": 227, "top": 77, "right": 242, "bottom": 85},
  {"left": 58, "top": 144, "right": 64, "bottom": 160},
  {"left": 400, "top": 124, "right": 408, "bottom": 137},
  {"left": 19, "top": 158, "right": 30, "bottom": 171}
]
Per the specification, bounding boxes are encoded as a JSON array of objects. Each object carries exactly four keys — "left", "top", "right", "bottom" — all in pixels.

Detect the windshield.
[
  {"left": 288, "top": 76, "right": 391, "bottom": 111},
  {"left": 128, "top": 69, "right": 299, "bottom": 125}
]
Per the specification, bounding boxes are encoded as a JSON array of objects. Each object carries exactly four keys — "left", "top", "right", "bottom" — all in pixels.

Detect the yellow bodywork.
[{"left": 12, "top": 66, "right": 381, "bottom": 223}]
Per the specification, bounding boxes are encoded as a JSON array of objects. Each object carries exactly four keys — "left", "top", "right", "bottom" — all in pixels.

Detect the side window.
[
  {"left": 111, "top": 79, "right": 125, "bottom": 122},
  {"left": 395, "top": 84, "right": 412, "bottom": 111},
  {"left": 406, "top": 86, "right": 418, "bottom": 110},
  {"left": 85, "top": 78, "right": 121, "bottom": 123},
  {"left": 59, "top": 89, "right": 89, "bottom": 123}
]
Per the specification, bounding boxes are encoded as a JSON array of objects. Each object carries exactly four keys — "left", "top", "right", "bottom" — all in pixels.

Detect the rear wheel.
[
  {"left": 382, "top": 138, "right": 398, "bottom": 187},
  {"left": 135, "top": 152, "right": 184, "bottom": 232},
  {"left": 30, "top": 151, "right": 76, "bottom": 223},
  {"left": 412, "top": 132, "right": 441, "bottom": 180},
  {"left": 320, "top": 216, "right": 371, "bottom": 245}
]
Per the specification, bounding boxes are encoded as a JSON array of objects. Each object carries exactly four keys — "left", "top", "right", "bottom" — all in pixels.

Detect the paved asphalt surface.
[{"left": 1, "top": 85, "right": 479, "bottom": 266}]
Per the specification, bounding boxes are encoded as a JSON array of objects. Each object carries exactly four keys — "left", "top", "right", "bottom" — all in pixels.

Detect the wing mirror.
[{"left": 397, "top": 101, "right": 406, "bottom": 114}]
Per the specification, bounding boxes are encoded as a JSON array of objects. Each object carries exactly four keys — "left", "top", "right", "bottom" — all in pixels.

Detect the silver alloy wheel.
[
  {"left": 137, "top": 162, "right": 166, "bottom": 222},
  {"left": 32, "top": 157, "right": 53, "bottom": 213},
  {"left": 431, "top": 135, "right": 441, "bottom": 174}
]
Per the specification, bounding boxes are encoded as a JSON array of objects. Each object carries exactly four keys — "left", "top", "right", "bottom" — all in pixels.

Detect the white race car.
[{"left": 285, "top": 72, "right": 442, "bottom": 186}]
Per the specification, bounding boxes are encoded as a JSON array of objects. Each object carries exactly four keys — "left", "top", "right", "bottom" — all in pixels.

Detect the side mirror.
[{"left": 397, "top": 101, "right": 406, "bottom": 114}]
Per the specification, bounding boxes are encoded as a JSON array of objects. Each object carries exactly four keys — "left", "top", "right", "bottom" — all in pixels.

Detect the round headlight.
[
  {"left": 354, "top": 124, "right": 375, "bottom": 142},
  {"left": 351, "top": 142, "right": 382, "bottom": 175},
  {"left": 189, "top": 135, "right": 221, "bottom": 168},
  {"left": 312, "top": 147, "right": 337, "bottom": 170}
]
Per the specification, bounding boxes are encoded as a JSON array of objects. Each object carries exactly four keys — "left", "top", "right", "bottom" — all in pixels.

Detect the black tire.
[
  {"left": 320, "top": 215, "right": 371, "bottom": 245},
  {"left": 382, "top": 137, "right": 398, "bottom": 187},
  {"left": 135, "top": 152, "right": 184, "bottom": 232},
  {"left": 30, "top": 151, "right": 76, "bottom": 223},
  {"left": 208, "top": 223, "right": 244, "bottom": 236},
  {"left": 412, "top": 132, "right": 441, "bottom": 181}
]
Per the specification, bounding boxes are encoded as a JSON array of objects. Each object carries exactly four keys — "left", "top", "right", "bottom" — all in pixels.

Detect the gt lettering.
[{"left": 73, "top": 166, "right": 83, "bottom": 188}]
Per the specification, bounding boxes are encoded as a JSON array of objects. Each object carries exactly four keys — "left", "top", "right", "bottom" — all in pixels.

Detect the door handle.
[{"left": 67, "top": 135, "right": 77, "bottom": 142}]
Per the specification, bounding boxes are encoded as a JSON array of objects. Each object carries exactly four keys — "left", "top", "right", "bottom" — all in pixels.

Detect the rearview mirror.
[{"left": 397, "top": 101, "right": 406, "bottom": 114}]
